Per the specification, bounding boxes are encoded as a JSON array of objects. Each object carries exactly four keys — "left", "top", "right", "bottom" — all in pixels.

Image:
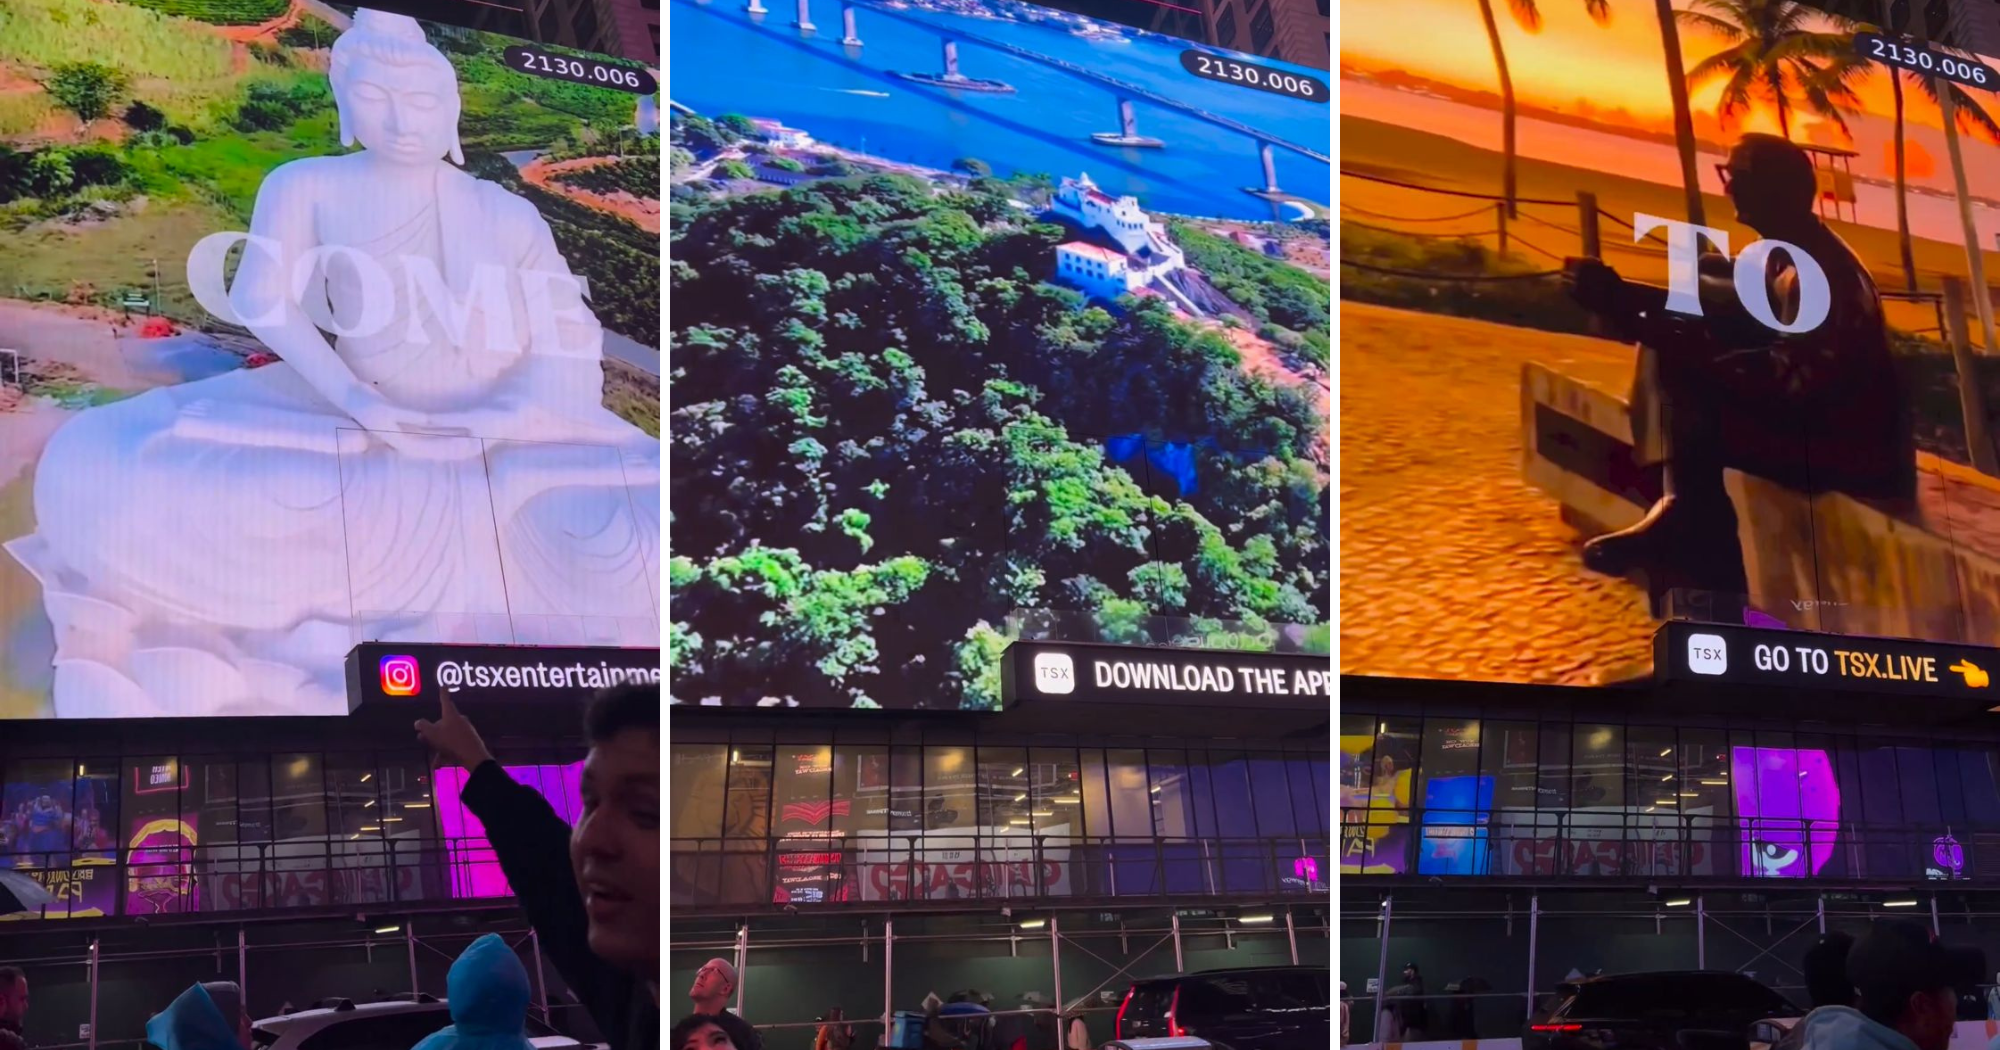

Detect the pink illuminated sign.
[{"left": 434, "top": 762, "right": 584, "bottom": 899}]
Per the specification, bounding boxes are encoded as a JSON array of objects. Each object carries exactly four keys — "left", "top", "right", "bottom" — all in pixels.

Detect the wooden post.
[
  {"left": 1577, "top": 191, "right": 1602, "bottom": 259},
  {"left": 1497, "top": 201, "right": 1509, "bottom": 258},
  {"left": 1942, "top": 275, "right": 1998, "bottom": 474}
]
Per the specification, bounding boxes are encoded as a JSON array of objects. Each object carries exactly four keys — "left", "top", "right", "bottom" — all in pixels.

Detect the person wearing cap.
[
  {"left": 145, "top": 981, "right": 250, "bottom": 1050},
  {"left": 1790, "top": 920, "right": 1978, "bottom": 1050}
]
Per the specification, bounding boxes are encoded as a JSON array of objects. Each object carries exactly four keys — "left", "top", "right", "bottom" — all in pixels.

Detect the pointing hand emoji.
[{"left": 1951, "top": 660, "right": 1990, "bottom": 688}]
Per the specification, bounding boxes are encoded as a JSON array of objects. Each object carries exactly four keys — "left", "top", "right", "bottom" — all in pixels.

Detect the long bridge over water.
[{"left": 735, "top": 0, "right": 1328, "bottom": 198}]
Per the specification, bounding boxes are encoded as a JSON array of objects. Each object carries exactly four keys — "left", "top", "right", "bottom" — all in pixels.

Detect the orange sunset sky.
[{"left": 1339, "top": 0, "right": 1999, "bottom": 152}]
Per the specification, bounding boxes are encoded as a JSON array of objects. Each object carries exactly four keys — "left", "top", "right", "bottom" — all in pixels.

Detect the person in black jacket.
[{"left": 417, "top": 684, "right": 659, "bottom": 1050}]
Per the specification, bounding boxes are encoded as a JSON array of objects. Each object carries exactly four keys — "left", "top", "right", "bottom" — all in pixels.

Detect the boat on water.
[
  {"left": 894, "top": 71, "right": 1016, "bottom": 92},
  {"left": 1091, "top": 132, "right": 1163, "bottom": 148}
]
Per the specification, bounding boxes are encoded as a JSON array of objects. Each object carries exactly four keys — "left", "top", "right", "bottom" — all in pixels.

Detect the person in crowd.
[
  {"left": 689, "top": 959, "right": 739, "bottom": 1016},
  {"left": 814, "top": 1006, "right": 855, "bottom": 1050},
  {"left": 1338, "top": 982, "right": 1350, "bottom": 1045},
  {"left": 1391, "top": 963, "right": 1427, "bottom": 1042},
  {"left": 416, "top": 684, "right": 659, "bottom": 1050},
  {"left": 1792, "top": 921, "right": 1975, "bottom": 1050},
  {"left": 412, "top": 934, "right": 536, "bottom": 1050},
  {"left": 1775, "top": 933, "right": 1859, "bottom": 1050},
  {"left": 146, "top": 982, "right": 250, "bottom": 1050},
  {"left": 673, "top": 1014, "right": 760, "bottom": 1050},
  {"left": 0, "top": 967, "right": 26, "bottom": 1050},
  {"left": 1807, "top": 933, "right": 1859, "bottom": 1009}
]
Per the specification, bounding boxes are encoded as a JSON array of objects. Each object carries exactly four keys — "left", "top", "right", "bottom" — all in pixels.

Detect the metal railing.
[
  {"left": 1, "top": 835, "right": 532, "bottom": 921},
  {"left": 670, "top": 834, "right": 1330, "bottom": 909},
  {"left": 1342, "top": 808, "right": 1992, "bottom": 882}
]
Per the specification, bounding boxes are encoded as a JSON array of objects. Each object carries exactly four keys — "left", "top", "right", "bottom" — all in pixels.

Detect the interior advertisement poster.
[
  {"left": 1342, "top": 0, "right": 2000, "bottom": 685},
  {"left": 668, "top": 0, "right": 1332, "bottom": 709},
  {"left": 0, "top": 3, "right": 662, "bottom": 719}
]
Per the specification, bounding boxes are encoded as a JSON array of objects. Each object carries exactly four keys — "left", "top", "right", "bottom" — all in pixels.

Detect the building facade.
[
  {"left": 1340, "top": 671, "right": 2000, "bottom": 1042},
  {"left": 671, "top": 642, "right": 1331, "bottom": 1050}
]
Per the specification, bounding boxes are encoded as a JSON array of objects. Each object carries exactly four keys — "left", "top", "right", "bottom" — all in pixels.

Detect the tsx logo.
[
  {"left": 1033, "top": 652, "right": 1076, "bottom": 695},
  {"left": 1686, "top": 634, "right": 1728, "bottom": 676}
]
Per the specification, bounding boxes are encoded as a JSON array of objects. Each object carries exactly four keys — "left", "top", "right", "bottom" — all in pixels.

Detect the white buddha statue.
[{"left": 5, "top": 10, "right": 661, "bottom": 718}]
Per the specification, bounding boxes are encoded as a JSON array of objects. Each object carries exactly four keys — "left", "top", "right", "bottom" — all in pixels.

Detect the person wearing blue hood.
[
  {"left": 1790, "top": 921, "right": 1977, "bottom": 1050},
  {"left": 418, "top": 684, "right": 658, "bottom": 1050},
  {"left": 412, "top": 935, "right": 537, "bottom": 1050},
  {"left": 146, "top": 981, "right": 250, "bottom": 1050}
]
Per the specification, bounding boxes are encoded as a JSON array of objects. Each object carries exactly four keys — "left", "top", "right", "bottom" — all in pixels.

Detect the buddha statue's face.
[{"left": 338, "top": 55, "right": 459, "bottom": 166}]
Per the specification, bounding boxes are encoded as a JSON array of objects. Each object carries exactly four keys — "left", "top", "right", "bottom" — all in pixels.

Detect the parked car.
[
  {"left": 251, "top": 996, "right": 598, "bottom": 1050},
  {"left": 1522, "top": 971, "right": 1800, "bottom": 1050},
  {"left": 1115, "top": 966, "right": 1330, "bottom": 1050}
]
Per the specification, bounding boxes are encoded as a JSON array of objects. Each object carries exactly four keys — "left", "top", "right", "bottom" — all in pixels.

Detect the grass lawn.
[{"left": 3, "top": 196, "right": 239, "bottom": 320}]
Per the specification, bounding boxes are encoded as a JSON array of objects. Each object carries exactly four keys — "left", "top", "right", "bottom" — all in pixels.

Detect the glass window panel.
[
  {"left": 1860, "top": 746, "right": 1904, "bottom": 825},
  {"left": 1105, "top": 749, "right": 1152, "bottom": 839},
  {"left": 832, "top": 743, "right": 888, "bottom": 839},
  {"left": 1150, "top": 749, "right": 1196, "bottom": 839},
  {"left": 1896, "top": 746, "right": 1943, "bottom": 825},
  {"left": 723, "top": 745, "right": 774, "bottom": 841},
  {"left": 1536, "top": 723, "right": 1572, "bottom": 811},
  {"left": 1032, "top": 747, "right": 1084, "bottom": 842},
  {"left": 887, "top": 746, "right": 923, "bottom": 835},
  {"left": 978, "top": 747, "right": 1031, "bottom": 833},
  {"left": 669, "top": 743, "right": 729, "bottom": 842},
  {"left": 382, "top": 754, "right": 434, "bottom": 904},
  {"left": 1624, "top": 726, "right": 1679, "bottom": 878},
  {"left": 124, "top": 756, "right": 196, "bottom": 916},
  {"left": 1080, "top": 750, "right": 1114, "bottom": 839},
  {"left": 922, "top": 746, "right": 975, "bottom": 834},
  {"left": 1483, "top": 721, "right": 1538, "bottom": 813},
  {"left": 1964, "top": 750, "right": 2000, "bottom": 828},
  {"left": 1286, "top": 752, "right": 1325, "bottom": 834}
]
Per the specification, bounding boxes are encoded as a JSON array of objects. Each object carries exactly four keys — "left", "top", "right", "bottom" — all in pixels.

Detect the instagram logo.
[{"left": 379, "top": 655, "right": 421, "bottom": 697}]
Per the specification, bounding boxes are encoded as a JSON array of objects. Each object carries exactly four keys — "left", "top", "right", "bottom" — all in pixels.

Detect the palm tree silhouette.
[
  {"left": 1477, "top": 0, "right": 1612, "bottom": 217},
  {"left": 1679, "top": 0, "right": 1869, "bottom": 140},
  {"left": 1653, "top": 0, "right": 1708, "bottom": 227}
]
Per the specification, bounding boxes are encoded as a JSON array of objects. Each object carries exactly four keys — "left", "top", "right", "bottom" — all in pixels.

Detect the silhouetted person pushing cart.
[{"left": 1564, "top": 134, "right": 1914, "bottom": 614}]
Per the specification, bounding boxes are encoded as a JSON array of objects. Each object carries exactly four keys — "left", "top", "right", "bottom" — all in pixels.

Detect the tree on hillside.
[{"left": 45, "top": 63, "right": 130, "bottom": 130}]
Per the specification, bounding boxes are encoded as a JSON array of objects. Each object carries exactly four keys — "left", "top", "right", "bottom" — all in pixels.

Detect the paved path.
[{"left": 1340, "top": 301, "right": 1658, "bottom": 684}]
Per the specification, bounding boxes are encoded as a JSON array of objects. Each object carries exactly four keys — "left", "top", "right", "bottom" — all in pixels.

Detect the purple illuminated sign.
[
  {"left": 1730, "top": 747, "right": 1839, "bottom": 878},
  {"left": 434, "top": 762, "right": 584, "bottom": 898}
]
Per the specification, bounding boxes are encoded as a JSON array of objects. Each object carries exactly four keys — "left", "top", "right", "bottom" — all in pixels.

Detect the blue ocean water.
[{"left": 668, "top": 0, "right": 1330, "bottom": 221}]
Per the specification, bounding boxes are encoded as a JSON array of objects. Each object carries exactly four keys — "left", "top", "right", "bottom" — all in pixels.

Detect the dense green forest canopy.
[{"left": 669, "top": 169, "right": 1329, "bottom": 710}]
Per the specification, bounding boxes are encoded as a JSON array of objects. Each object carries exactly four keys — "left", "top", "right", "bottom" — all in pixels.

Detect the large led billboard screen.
[
  {"left": 668, "top": 0, "right": 1332, "bottom": 709},
  {"left": 0, "top": 5, "right": 661, "bottom": 718},
  {"left": 1342, "top": 0, "right": 2000, "bottom": 685}
]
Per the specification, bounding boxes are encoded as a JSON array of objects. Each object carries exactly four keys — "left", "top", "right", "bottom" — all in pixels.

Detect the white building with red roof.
[{"left": 1048, "top": 172, "right": 1186, "bottom": 304}]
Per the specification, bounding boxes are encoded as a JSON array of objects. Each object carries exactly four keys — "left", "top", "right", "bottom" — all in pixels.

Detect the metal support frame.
[
  {"left": 882, "top": 918, "right": 895, "bottom": 1038},
  {"left": 1171, "top": 912, "right": 1185, "bottom": 973},
  {"left": 1373, "top": 897, "right": 1393, "bottom": 1045},
  {"left": 1818, "top": 895, "right": 1826, "bottom": 935},
  {"left": 406, "top": 922, "right": 419, "bottom": 994},
  {"left": 1696, "top": 896, "right": 1707, "bottom": 968},
  {"left": 734, "top": 923, "right": 750, "bottom": 1015},
  {"left": 88, "top": 938, "right": 100, "bottom": 1050},
  {"left": 1932, "top": 895, "right": 1943, "bottom": 936},
  {"left": 237, "top": 928, "right": 248, "bottom": 1010},
  {"left": 1525, "top": 893, "right": 1539, "bottom": 1021},
  {"left": 1285, "top": 909, "right": 1298, "bottom": 965},
  {"left": 1050, "top": 915, "right": 1064, "bottom": 1017},
  {"left": 531, "top": 930, "right": 549, "bottom": 1021}
]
